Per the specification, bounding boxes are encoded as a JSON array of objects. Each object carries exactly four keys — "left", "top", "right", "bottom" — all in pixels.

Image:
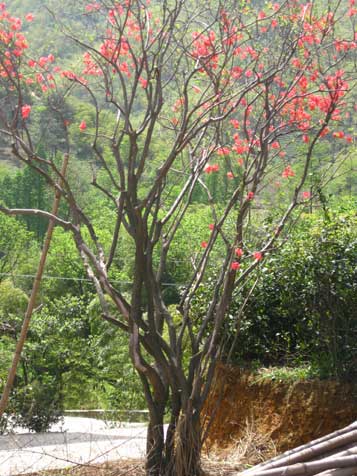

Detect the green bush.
[
  {"left": 1, "top": 293, "right": 92, "bottom": 433},
  {"left": 10, "top": 378, "right": 63, "bottom": 433},
  {"left": 192, "top": 202, "right": 357, "bottom": 380},
  {"left": 231, "top": 203, "right": 357, "bottom": 379}
]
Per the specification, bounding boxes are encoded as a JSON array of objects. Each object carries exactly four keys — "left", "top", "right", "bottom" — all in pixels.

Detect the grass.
[
  {"left": 205, "top": 417, "right": 276, "bottom": 472},
  {"left": 252, "top": 365, "right": 319, "bottom": 383}
]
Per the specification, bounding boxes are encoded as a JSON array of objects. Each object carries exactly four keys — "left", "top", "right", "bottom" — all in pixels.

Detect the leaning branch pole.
[{"left": 0, "top": 153, "right": 69, "bottom": 418}]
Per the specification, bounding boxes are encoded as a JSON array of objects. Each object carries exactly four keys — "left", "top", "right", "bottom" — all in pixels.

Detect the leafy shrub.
[
  {"left": 192, "top": 202, "right": 357, "bottom": 380},
  {"left": 231, "top": 203, "right": 357, "bottom": 379},
  {"left": 10, "top": 379, "right": 63, "bottom": 432},
  {"left": 1, "top": 293, "right": 91, "bottom": 432}
]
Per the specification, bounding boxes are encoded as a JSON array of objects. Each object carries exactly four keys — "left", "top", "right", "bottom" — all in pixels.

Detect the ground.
[
  {"left": 0, "top": 415, "right": 267, "bottom": 476},
  {"left": 4, "top": 368, "right": 354, "bottom": 476},
  {"left": 14, "top": 458, "right": 248, "bottom": 476},
  {"left": 0, "top": 417, "right": 147, "bottom": 476}
]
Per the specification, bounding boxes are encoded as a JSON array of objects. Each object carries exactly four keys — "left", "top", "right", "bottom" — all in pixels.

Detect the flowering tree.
[{"left": 0, "top": 0, "right": 355, "bottom": 474}]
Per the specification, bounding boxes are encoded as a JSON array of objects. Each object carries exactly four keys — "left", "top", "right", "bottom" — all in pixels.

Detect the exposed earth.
[{"left": 205, "top": 366, "right": 357, "bottom": 451}]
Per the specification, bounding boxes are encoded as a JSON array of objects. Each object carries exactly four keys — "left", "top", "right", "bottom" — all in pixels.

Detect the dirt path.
[{"left": 0, "top": 417, "right": 147, "bottom": 475}]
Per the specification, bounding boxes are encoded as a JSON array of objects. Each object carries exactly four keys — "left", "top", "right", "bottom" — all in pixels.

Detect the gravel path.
[{"left": 0, "top": 417, "right": 147, "bottom": 475}]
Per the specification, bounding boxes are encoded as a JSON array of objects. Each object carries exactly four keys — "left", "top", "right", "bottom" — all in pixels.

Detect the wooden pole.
[
  {"left": 241, "top": 423, "right": 357, "bottom": 476},
  {"left": 0, "top": 154, "right": 69, "bottom": 418}
]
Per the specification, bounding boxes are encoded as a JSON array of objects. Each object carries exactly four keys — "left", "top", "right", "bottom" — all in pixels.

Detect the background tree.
[
  {"left": 0, "top": 214, "right": 37, "bottom": 281},
  {"left": 0, "top": 1, "right": 355, "bottom": 475}
]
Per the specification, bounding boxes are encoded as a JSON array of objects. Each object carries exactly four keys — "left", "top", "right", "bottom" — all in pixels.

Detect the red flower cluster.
[
  {"left": 21, "top": 104, "right": 31, "bottom": 119},
  {"left": 204, "top": 164, "right": 219, "bottom": 174},
  {"left": 282, "top": 165, "right": 295, "bottom": 178}
]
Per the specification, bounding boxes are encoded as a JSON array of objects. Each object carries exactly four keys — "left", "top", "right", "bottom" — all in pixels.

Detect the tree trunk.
[
  {"left": 146, "top": 408, "right": 165, "bottom": 476},
  {"left": 145, "top": 406, "right": 203, "bottom": 476},
  {"left": 172, "top": 409, "right": 203, "bottom": 476}
]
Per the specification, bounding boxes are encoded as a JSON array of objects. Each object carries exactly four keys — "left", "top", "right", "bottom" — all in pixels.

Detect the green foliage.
[
  {"left": 28, "top": 295, "right": 95, "bottom": 410},
  {"left": 43, "top": 228, "right": 90, "bottom": 298},
  {"left": 87, "top": 296, "right": 145, "bottom": 410},
  {"left": 252, "top": 365, "right": 319, "bottom": 383},
  {"left": 189, "top": 201, "right": 357, "bottom": 381},
  {"left": 10, "top": 378, "right": 63, "bottom": 433},
  {"left": 0, "top": 294, "right": 92, "bottom": 432},
  {"left": 0, "top": 215, "right": 38, "bottom": 283},
  {"left": 0, "top": 281, "right": 29, "bottom": 431},
  {"left": 0, "top": 166, "right": 49, "bottom": 240},
  {"left": 225, "top": 202, "right": 357, "bottom": 380},
  {"left": 0, "top": 280, "right": 28, "bottom": 373},
  {"left": 0, "top": 0, "right": 356, "bottom": 424},
  {"left": 0, "top": 280, "right": 28, "bottom": 316}
]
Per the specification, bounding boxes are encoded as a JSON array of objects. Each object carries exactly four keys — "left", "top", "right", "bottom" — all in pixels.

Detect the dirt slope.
[{"left": 205, "top": 365, "right": 357, "bottom": 451}]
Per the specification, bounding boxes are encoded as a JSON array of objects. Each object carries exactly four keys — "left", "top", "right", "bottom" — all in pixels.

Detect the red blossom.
[
  {"left": 230, "top": 119, "right": 240, "bottom": 129},
  {"left": 21, "top": 104, "right": 31, "bottom": 119},
  {"left": 253, "top": 251, "right": 263, "bottom": 261},
  {"left": 302, "top": 191, "right": 311, "bottom": 200},
  {"left": 246, "top": 191, "right": 254, "bottom": 200},
  {"left": 79, "top": 120, "right": 87, "bottom": 131},
  {"left": 139, "top": 77, "right": 148, "bottom": 88},
  {"left": 201, "top": 241, "right": 208, "bottom": 249},
  {"left": 217, "top": 146, "right": 230, "bottom": 156},
  {"left": 235, "top": 248, "right": 243, "bottom": 258},
  {"left": 85, "top": 3, "right": 100, "bottom": 12},
  {"left": 231, "top": 262, "right": 240, "bottom": 271},
  {"left": 332, "top": 131, "right": 345, "bottom": 139},
  {"left": 25, "top": 13, "right": 34, "bottom": 22},
  {"left": 204, "top": 164, "right": 219, "bottom": 174},
  {"left": 38, "top": 56, "right": 48, "bottom": 68},
  {"left": 282, "top": 165, "right": 295, "bottom": 178}
]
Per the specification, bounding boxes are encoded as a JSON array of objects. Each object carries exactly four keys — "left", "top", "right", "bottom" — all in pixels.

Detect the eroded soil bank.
[{"left": 205, "top": 365, "right": 357, "bottom": 452}]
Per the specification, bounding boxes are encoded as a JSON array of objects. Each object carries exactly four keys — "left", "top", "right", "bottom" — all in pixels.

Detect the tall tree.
[{"left": 0, "top": 1, "right": 355, "bottom": 474}]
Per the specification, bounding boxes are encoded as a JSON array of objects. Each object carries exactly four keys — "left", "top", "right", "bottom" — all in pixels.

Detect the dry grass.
[
  {"left": 19, "top": 459, "right": 145, "bottom": 476},
  {"left": 203, "top": 418, "right": 277, "bottom": 474},
  {"left": 20, "top": 419, "right": 275, "bottom": 476}
]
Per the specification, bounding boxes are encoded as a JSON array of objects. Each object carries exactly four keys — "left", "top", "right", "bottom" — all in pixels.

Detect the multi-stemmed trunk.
[{"left": 145, "top": 402, "right": 203, "bottom": 476}]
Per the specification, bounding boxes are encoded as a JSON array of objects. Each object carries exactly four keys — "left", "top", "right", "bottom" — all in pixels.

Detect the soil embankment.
[{"left": 205, "top": 365, "right": 357, "bottom": 451}]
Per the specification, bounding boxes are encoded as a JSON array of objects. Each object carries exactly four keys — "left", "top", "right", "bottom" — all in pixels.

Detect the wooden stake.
[{"left": 0, "top": 154, "right": 69, "bottom": 418}]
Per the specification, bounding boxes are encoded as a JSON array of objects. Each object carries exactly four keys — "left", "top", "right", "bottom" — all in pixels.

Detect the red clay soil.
[{"left": 204, "top": 365, "right": 357, "bottom": 452}]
